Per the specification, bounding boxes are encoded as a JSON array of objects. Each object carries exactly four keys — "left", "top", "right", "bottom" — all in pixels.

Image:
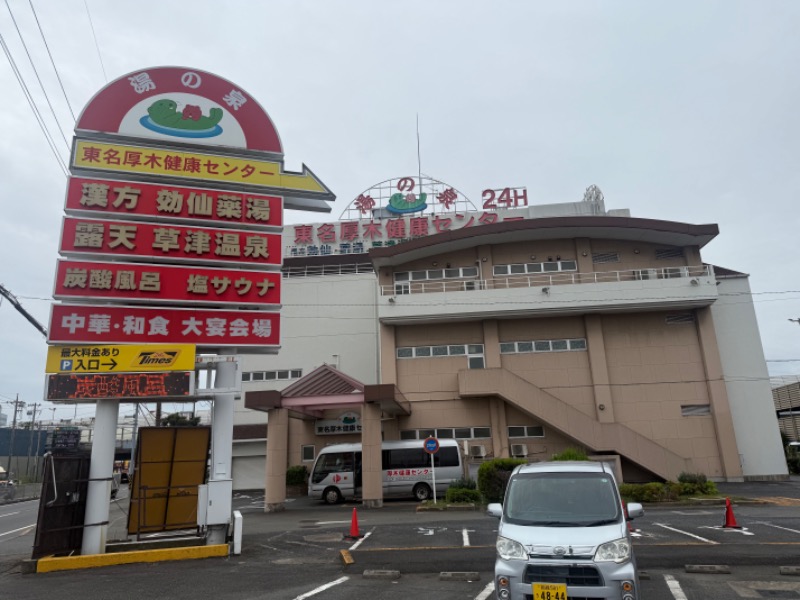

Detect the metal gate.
[{"left": 31, "top": 453, "right": 91, "bottom": 559}]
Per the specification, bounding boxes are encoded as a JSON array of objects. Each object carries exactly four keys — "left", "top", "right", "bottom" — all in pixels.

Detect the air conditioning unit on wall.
[
  {"left": 469, "top": 445, "right": 487, "bottom": 458},
  {"left": 511, "top": 444, "right": 528, "bottom": 458}
]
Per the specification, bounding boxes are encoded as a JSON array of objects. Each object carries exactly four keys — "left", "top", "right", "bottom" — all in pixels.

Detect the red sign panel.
[
  {"left": 47, "top": 371, "right": 193, "bottom": 401},
  {"left": 75, "top": 66, "right": 283, "bottom": 153},
  {"left": 49, "top": 304, "right": 280, "bottom": 348},
  {"left": 65, "top": 177, "right": 283, "bottom": 229},
  {"left": 54, "top": 260, "right": 281, "bottom": 306},
  {"left": 59, "top": 216, "right": 281, "bottom": 267}
]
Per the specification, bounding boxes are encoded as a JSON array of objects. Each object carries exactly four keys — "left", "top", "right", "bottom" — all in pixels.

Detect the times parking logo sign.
[{"left": 60, "top": 359, "right": 73, "bottom": 371}]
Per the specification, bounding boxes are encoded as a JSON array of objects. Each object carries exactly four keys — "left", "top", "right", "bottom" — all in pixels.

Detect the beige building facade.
[{"left": 240, "top": 213, "right": 788, "bottom": 508}]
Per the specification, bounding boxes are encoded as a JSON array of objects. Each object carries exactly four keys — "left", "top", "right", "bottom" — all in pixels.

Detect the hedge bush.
[
  {"left": 449, "top": 477, "right": 477, "bottom": 490},
  {"left": 445, "top": 487, "right": 483, "bottom": 504},
  {"left": 286, "top": 465, "right": 308, "bottom": 485},
  {"left": 477, "top": 458, "right": 527, "bottom": 503},
  {"left": 619, "top": 478, "right": 717, "bottom": 503},
  {"left": 551, "top": 447, "right": 589, "bottom": 461}
]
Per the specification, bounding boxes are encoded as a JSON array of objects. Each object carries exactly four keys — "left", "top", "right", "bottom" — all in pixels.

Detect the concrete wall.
[{"left": 712, "top": 276, "right": 788, "bottom": 479}]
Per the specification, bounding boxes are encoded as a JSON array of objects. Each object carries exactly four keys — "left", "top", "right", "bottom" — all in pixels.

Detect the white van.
[
  {"left": 308, "top": 439, "right": 463, "bottom": 503},
  {"left": 487, "top": 461, "right": 644, "bottom": 600}
]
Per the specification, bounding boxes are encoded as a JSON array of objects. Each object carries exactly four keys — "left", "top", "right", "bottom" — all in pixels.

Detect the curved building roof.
[{"left": 368, "top": 216, "right": 719, "bottom": 268}]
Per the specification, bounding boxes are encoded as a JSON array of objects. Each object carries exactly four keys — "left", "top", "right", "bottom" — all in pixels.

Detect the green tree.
[{"left": 159, "top": 413, "right": 201, "bottom": 427}]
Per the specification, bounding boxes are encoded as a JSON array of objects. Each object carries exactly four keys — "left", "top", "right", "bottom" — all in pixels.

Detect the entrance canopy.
[{"left": 245, "top": 364, "right": 410, "bottom": 418}]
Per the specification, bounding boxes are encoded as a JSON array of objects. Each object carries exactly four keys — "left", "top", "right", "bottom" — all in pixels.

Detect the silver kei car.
[{"left": 487, "top": 461, "right": 644, "bottom": 600}]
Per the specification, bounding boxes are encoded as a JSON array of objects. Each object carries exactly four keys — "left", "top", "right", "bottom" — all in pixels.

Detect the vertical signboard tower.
[{"left": 47, "top": 67, "right": 334, "bottom": 554}]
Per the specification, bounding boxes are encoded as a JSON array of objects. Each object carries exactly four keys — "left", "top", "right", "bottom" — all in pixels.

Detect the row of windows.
[
  {"left": 242, "top": 369, "right": 302, "bottom": 382},
  {"left": 593, "top": 249, "right": 684, "bottom": 263},
  {"left": 400, "top": 427, "right": 492, "bottom": 440},
  {"left": 394, "top": 266, "right": 479, "bottom": 282},
  {"left": 493, "top": 260, "right": 577, "bottom": 276},
  {"left": 508, "top": 425, "right": 545, "bottom": 438},
  {"left": 500, "top": 338, "right": 587, "bottom": 354},
  {"left": 396, "top": 344, "right": 485, "bottom": 369}
]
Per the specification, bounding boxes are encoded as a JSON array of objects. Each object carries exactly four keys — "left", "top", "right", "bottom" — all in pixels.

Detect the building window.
[
  {"left": 500, "top": 338, "right": 587, "bottom": 354},
  {"left": 301, "top": 445, "right": 315, "bottom": 461},
  {"left": 243, "top": 369, "right": 303, "bottom": 382},
  {"left": 666, "top": 314, "right": 695, "bottom": 325},
  {"left": 396, "top": 344, "right": 484, "bottom": 363},
  {"left": 592, "top": 252, "right": 620, "bottom": 264},
  {"left": 508, "top": 425, "right": 545, "bottom": 438},
  {"left": 400, "top": 427, "right": 491, "bottom": 440},
  {"left": 494, "top": 260, "right": 578, "bottom": 276},
  {"left": 656, "top": 248, "right": 683, "bottom": 260},
  {"left": 394, "top": 266, "right": 480, "bottom": 284},
  {"left": 681, "top": 405, "right": 711, "bottom": 416}
]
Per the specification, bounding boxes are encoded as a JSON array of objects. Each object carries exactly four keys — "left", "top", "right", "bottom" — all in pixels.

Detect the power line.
[
  {"left": 0, "top": 29, "right": 68, "bottom": 176},
  {"left": 27, "top": 0, "right": 76, "bottom": 121},
  {"left": 3, "top": 0, "right": 71, "bottom": 152},
  {"left": 83, "top": 0, "right": 106, "bottom": 83}
]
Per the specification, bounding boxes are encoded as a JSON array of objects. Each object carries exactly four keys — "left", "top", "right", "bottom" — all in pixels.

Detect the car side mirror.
[
  {"left": 626, "top": 502, "right": 644, "bottom": 519},
  {"left": 486, "top": 503, "right": 503, "bottom": 518}
]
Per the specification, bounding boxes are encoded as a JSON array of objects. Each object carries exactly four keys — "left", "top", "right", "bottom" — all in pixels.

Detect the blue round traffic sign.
[{"left": 423, "top": 437, "right": 440, "bottom": 454}]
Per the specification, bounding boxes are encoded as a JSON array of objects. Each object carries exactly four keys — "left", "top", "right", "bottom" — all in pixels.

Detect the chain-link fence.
[{"left": 0, "top": 482, "right": 41, "bottom": 504}]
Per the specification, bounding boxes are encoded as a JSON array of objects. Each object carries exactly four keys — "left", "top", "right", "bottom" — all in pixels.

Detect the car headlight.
[
  {"left": 594, "top": 538, "right": 631, "bottom": 563},
  {"left": 496, "top": 535, "right": 528, "bottom": 560}
]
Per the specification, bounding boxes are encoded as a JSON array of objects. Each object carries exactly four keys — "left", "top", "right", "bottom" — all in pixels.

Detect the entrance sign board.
[
  {"left": 64, "top": 176, "right": 283, "bottom": 229},
  {"left": 45, "top": 343, "right": 196, "bottom": 373},
  {"left": 49, "top": 304, "right": 280, "bottom": 350},
  {"left": 72, "top": 140, "right": 332, "bottom": 197},
  {"left": 54, "top": 260, "right": 281, "bottom": 306},
  {"left": 75, "top": 68, "right": 282, "bottom": 153},
  {"left": 59, "top": 216, "right": 281, "bottom": 268},
  {"left": 46, "top": 371, "right": 194, "bottom": 401}
]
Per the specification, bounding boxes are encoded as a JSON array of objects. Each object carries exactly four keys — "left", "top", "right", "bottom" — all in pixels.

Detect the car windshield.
[{"left": 504, "top": 471, "right": 621, "bottom": 526}]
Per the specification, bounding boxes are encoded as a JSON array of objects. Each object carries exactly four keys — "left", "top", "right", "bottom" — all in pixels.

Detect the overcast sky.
[{"left": 1, "top": 1, "right": 799, "bottom": 423}]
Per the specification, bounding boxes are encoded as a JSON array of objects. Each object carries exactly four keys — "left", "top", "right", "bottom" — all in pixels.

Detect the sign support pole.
[
  {"left": 81, "top": 399, "right": 119, "bottom": 555},
  {"left": 206, "top": 351, "right": 236, "bottom": 545},
  {"left": 431, "top": 451, "right": 437, "bottom": 504}
]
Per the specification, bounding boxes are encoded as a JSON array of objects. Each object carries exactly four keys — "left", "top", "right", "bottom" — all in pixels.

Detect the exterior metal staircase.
[{"left": 458, "top": 368, "right": 690, "bottom": 480}]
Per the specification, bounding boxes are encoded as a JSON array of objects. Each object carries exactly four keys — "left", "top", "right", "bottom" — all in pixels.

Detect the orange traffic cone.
[
  {"left": 722, "top": 497, "right": 741, "bottom": 529},
  {"left": 623, "top": 503, "right": 633, "bottom": 533},
  {"left": 345, "top": 507, "right": 362, "bottom": 539}
]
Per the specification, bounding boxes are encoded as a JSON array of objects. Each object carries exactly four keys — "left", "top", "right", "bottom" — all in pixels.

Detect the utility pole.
[
  {"left": 25, "top": 403, "right": 40, "bottom": 480},
  {"left": 6, "top": 395, "right": 23, "bottom": 480}
]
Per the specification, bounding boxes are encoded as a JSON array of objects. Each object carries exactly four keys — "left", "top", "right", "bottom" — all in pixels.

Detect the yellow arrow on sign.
[
  {"left": 46, "top": 343, "right": 196, "bottom": 373},
  {"left": 72, "top": 140, "right": 335, "bottom": 210}
]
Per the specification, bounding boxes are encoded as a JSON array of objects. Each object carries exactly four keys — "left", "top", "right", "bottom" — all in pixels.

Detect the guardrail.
[{"left": 381, "top": 265, "right": 713, "bottom": 296}]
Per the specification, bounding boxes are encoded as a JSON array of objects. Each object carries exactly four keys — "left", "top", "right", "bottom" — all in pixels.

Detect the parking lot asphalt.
[{"left": 2, "top": 478, "right": 800, "bottom": 599}]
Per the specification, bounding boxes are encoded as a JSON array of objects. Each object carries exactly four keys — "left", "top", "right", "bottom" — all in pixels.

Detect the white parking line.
[
  {"left": 292, "top": 576, "right": 349, "bottom": 600},
  {"left": 754, "top": 521, "right": 800, "bottom": 535},
  {"left": 0, "top": 524, "right": 35, "bottom": 539},
  {"left": 348, "top": 528, "right": 373, "bottom": 551},
  {"left": 654, "top": 523, "right": 719, "bottom": 544},
  {"left": 664, "top": 574, "right": 688, "bottom": 600},
  {"left": 0, "top": 512, "right": 20, "bottom": 518},
  {"left": 475, "top": 581, "right": 494, "bottom": 600},
  {"left": 462, "top": 528, "right": 472, "bottom": 547}
]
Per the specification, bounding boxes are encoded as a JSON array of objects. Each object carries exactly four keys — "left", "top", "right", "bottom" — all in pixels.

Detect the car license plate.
[{"left": 532, "top": 582, "right": 567, "bottom": 600}]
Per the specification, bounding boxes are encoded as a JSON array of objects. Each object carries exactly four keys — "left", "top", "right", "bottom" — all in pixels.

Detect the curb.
[
  {"left": 363, "top": 569, "right": 400, "bottom": 580},
  {"left": 35, "top": 544, "right": 229, "bottom": 573},
  {"left": 416, "top": 503, "right": 478, "bottom": 512}
]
